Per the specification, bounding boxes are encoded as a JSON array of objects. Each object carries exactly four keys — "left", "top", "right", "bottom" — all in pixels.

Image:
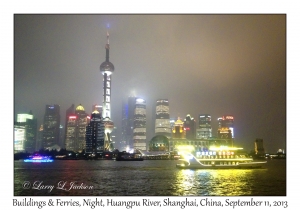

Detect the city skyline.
[{"left": 14, "top": 14, "right": 286, "bottom": 153}]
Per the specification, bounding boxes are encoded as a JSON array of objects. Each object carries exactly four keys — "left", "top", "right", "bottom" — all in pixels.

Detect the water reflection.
[
  {"left": 175, "top": 169, "right": 263, "bottom": 196},
  {"left": 14, "top": 160, "right": 283, "bottom": 196}
]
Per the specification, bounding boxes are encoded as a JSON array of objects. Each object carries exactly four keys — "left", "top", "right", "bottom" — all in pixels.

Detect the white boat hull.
[
  {"left": 176, "top": 155, "right": 267, "bottom": 169},
  {"left": 176, "top": 161, "right": 267, "bottom": 169}
]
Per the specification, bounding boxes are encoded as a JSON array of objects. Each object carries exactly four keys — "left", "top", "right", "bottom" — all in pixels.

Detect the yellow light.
[
  {"left": 175, "top": 145, "right": 195, "bottom": 153},
  {"left": 209, "top": 146, "right": 243, "bottom": 151},
  {"left": 182, "top": 153, "right": 193, "bottom": 161}
]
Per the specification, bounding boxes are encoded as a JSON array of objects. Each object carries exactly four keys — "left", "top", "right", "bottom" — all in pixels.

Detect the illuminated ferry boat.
[
  {"left": 176, "top": 146, "right": 266, "bottom": 169},
  {"left": 24, "top": 155, "right": 54, "bottom": 163}
]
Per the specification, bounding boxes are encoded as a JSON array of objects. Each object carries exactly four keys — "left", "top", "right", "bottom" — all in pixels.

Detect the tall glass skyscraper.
[
  {"left": 133, "top": 98, "right": 147, "bottom": 151},
  {"left": 155, "top": 99, "right": 171, "bottom": 138},
  {"left": 196, "top": 114, "right": 212, "bottom": 139},
  {"left": 183, "top": 114, "right": 196, "bottom": 139},
  {"left": 121, "top": 96, "right": 137, "bottom": 150},
  {"left": 64, "top": 104, "right": 75, "bottom": 148},
  {"left": 42, "top": 104, "right": 60, "bottom": 149},
  {"left": 85, "top": 110, "right": 105, "bottom": 154},
  {"left": 217, "top": 115, "right": 234, "bottom": 139},
  {"left": 65, "top": 104, "right": 90, "bottom": 152},
  {"left": 15, "top": 111, "right": 37, "bottom": 153},
  {"left": 14, "top": 125, "right": 26, "bottom": 153}
]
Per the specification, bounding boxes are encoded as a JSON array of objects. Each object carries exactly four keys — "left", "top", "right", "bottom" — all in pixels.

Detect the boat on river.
[
  {"left": 115, "top": 151, "right": 144, "bottom": 161},
  {"left": 24, "top": 155, "right": 53, "bottom": 163},
  {"left": 176, "top": 146, "right": 266, "bottom": 169}
]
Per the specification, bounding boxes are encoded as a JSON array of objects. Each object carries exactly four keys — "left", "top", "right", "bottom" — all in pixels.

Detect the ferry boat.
[
  {"left": 176, "top": 146, "right": 266, "bottom": 169},
  {"left": 115, "top": 151, "right": 144, "bottom": 161},
  {"left": 24, "top": 155, "right": 54, "bottom": 163}
]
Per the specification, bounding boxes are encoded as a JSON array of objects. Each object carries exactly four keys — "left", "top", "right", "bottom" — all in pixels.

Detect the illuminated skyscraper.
[
  {"left": 65, "top": 104, "right": 90, "bottom": 152},
  {"left": 85, "top": 110, "right": 105, "bottom": 154},
  {"left": 121, "top": 100, "right": 129, "bottom": 151},
  {"left": 75, "top": 105, "right": 90, "bottom": 152},
  {"left": 217, "top": 115, "right": 234, "bottom": 139},
  {"left": 155, "top": 99, "right": 171, "bottom": 138},
  {"left": 36, "top": 124, "right": 43, "bottom": 150},
  {"left": 14, "top": 125, "right": 26, "bottom": 153},
  {"left": 65, "top": 115, "right": 76, "bottom": 151},
  {"left": 100, "top": 29, "right": 115, "bottom": 151},
  {"left": 183, "top": 114, "right": 196, "bottom": 139},
  {"left": 172, "top": 117, "right": 186, "bottom": 139},
  {"left": 15, "top": 111, "right": 37, "bottom": 153},
  {"left": 133, "top": 98, "right": 147, "bottom": 151},
  {"left": 42, "top": 104, "right": 60, "bottom": 149},
  {"left": 121, "top": 96, "right": 137, "bottom": 150},
  {"left": 196, "top": 114, "right": 212, "bottom": 139},
  {"left": 64, "top": 104, "right": 75, "bottom": 148}
]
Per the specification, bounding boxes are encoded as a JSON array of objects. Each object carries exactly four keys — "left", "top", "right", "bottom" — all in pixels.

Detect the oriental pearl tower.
[{"left": 100, "top": 28, "right": 114, "bottom": 151}]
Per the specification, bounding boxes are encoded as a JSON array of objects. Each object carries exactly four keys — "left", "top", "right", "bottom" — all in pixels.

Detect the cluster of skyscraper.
[{"left": 14, "top": 29, "right": 235, "bottom": 154}]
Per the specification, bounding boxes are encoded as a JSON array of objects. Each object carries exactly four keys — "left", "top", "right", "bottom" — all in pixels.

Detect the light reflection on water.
[
  {"left": 175, "top": 169, "right": 257, "bottom": 196},
  {"left": 14, "top": 159, "right": 285, "bottom": 196}
]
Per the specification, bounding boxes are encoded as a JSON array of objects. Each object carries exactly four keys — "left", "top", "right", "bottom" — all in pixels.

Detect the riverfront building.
[
  {"left": 255, "top": 138, "right": 265, "bottom": 156},
  {"left": 196, "top": 114, "right": 212, "bottom": 139},
  {"left": 171, "top": 118, "right": 186, "bottom": 139},
  {"left": 65, "top": 104, "right": 90, "bottom": 152},
  {"left": 218, "top": 115, "right": 234, "bottom": 138},
  {"left": 133, "top": 98, "right": 147, "bottom": 151},
  {"left": 15, "top": 111, "right": 37, "bottom": 153},
  {"left": 155, "top": 99, "right": 171, "bottom": 138},
  {"left": 85, "top": 110, "right": 105, "bottom": 154},
  {"left": 42, "top": 104, "right": 61, "bottom": 149},
  {"left": 183, "top": 114, "right": 196, "bottom": 139},
  {"left": 14, "top": 125, "right": 26, "bottom": 153}
]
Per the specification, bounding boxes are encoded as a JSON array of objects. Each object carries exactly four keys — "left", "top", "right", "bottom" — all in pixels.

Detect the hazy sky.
[{"left": 14, "top": 14, "right": 286, "bottom": 153}]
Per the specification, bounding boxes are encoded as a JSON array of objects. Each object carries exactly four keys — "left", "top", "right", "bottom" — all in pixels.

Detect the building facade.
[
  {"left": 254, "top": 138, "right": 265, "bottom": 156},
  {"left": 65, "top": 104, "right": 90, "bottom": 152},
  {"left": 196, "top": 114, "right": 212, "bottom": 139},
  {"left": 155, "top": 99, "right": 171, "bottom": 138},
  {"left": 172, "top": 118, "right": 186, "bottom": 139},
  {"left": 75, "top": 105, "right": 90, "bottom": 152},
  {"left": 121, "top": 96, "right": 139, "bottom": 151},
  {"left": 15, "top": 111, "right": 37, "bottom": 153},
  {"left": 85, "top": 110, "right": 105, "bottom": 155},
  {"left": 133, "top": 98, "right": 147, "bottom": 151},
  {"left": 183, "top": 114, "right": 196, "bottom": 139},
  {"left": 14, "top": 125, "right": 26, "bottom": 153},
  {"left": 64, "top": 104, "right": 75, "bottom": 148},
  {"left": 218, "top": 115, "right": 234, "bottom": 138},
  {"left": 120, "top": 99, "right": 129, "bottom": 151},
  {"left": 42, "top": 105, "right": 60, "bottom": 149}
]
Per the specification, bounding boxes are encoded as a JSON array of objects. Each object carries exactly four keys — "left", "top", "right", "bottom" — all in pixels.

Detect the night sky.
[{"left": 14, "top": 14, "right": 286, "bottom": 153}]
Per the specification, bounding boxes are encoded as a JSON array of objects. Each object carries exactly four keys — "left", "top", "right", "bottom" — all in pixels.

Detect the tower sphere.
[{"left": 100, "top": 61, "right": 114, "bottom": 76}]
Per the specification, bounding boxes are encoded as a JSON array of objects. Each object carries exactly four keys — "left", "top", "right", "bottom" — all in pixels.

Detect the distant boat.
[
  {"left": 176, "top": 146, "right": 266, "bottom": 169},
  {"left": 24, "top": 155, "right": 53, "bottom": 163},
  {"left": 115, "top": 152, "right": 144, "bottom": 161}
]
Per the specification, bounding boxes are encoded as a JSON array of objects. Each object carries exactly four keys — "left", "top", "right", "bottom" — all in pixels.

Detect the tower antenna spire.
[{"left": 106, "top": 23, "right": 110, "bottom": 45}]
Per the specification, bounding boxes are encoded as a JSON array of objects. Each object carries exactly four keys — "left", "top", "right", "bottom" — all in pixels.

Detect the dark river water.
[{"left": 14, "top": 159, "right": 286, "bottom": 196}]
